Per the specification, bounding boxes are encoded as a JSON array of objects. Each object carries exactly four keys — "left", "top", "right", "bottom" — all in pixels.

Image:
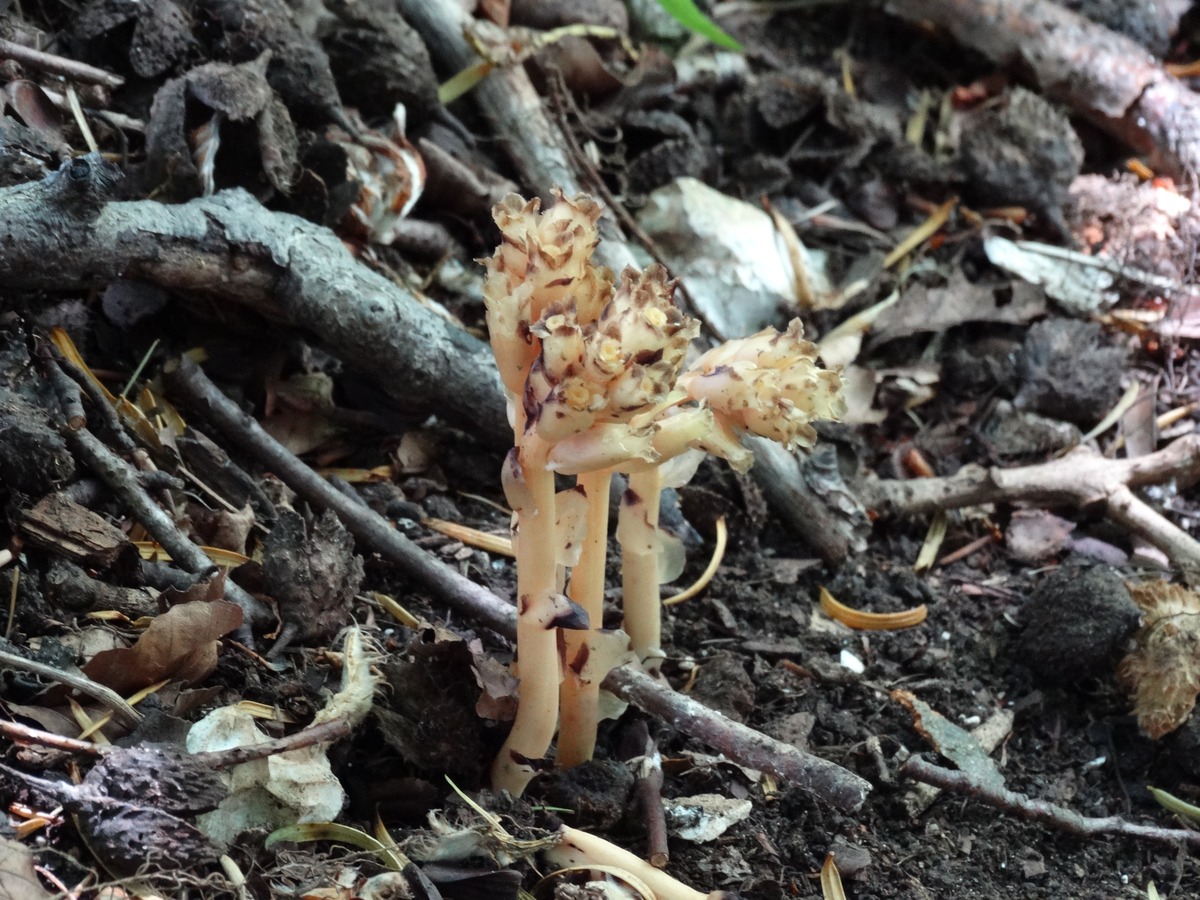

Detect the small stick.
[
  {"left": 42, "top": 343, "right": 136, "bottom": 454},
  {"left": 622, "top": 720, "right": 670, "bottom": 868},
  {"left": 901, "top": 755, "right": 1200, "bottom": 851},
  {"left": 0, "top": 716, "right": 349, "bottom": 766},
  {"left": 0, "top": 648, "right": 141, "bottom": 729},
  {"left": 936, "top": 531, "right": 998, "bottom": 567},
  {"left": 603, "top": 664, "right": 871, "bottom": 813},
  {"left": 40, "top": 349, "right": 87, "bottom": 430},
  {"left": 0, "top": 719, "right": 104, "bottom": 755},
  {"left": 194, "top": 718, "right": 352, "bottom": 768},
  {"left": 0, "top": 37, "right": 124, "bottom": 89}
]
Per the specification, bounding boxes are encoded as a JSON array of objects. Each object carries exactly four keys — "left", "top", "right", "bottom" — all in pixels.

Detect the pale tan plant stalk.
[
  {"left": 484, "top": 191, "right": 696, "bottom": 791},
  {"left": 556, "top": 466, "right": 612, "bottom": 767},
  {"left": 491, "top": 434, "right": 565, "bottom": 793},
  {"left": 485, "top": 192, "right": 607, "bottom": 795},
  {"left": 618, "top": 320, "right": 846, "bottom": 673},
  {"left": 619, "top": 466, "right": 666, "bottom": 673}
]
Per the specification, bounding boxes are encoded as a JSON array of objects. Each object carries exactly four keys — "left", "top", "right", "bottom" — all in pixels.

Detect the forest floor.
[{"left": 2, "top": 0, "right": 1200, "bottom": 898}]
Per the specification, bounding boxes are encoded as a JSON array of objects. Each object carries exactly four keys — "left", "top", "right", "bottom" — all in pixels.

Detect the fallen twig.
[
  {"left": 0, "top": 716, "right": 350, "bottom": 766},
  {"left": 858, "top": 436, "right": 1200, "bottom": 583},
  {"left": 604, "top": 664, "right": 870, "bottom": 813},
  {"left": 0, "top": 36, "right": 124, "bottom": 89},
  {"left": 43, "top": 354, "right": 272, "bottom": 628},
  {"left": 164, "top": 355, "right": 873, "bottom": 812},
  {"left": 884, "top": 0, "right": 1200, "bottom": 181},
  {"left": 901, "top": 755, "right": 1200, "bottom": 851},
  {"left": 0, "top": 648, "right": 141, "bottom": 729},
  {"left": 622, "top": 719, "right": 671, "bottom": 868}
]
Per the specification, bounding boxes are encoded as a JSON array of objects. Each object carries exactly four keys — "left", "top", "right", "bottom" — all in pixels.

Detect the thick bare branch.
[{"left": 0, "top": 156, "right": 508, "bottom": 446}]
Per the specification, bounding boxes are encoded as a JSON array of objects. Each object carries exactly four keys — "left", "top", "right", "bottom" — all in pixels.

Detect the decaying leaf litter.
[{"left": 1, "top": 0, "right": 1200, "bottom": 896}]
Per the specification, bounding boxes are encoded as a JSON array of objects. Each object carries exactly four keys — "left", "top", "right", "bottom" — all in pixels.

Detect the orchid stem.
[
  {"left": 621, "top": 467, "right": 665, "bottom": 675},
  {"left": 557, "top": 467, "right": 613, "bottom": 767},
  {"left": 491, "top": 438, "right": 560, "bottom": 795}
]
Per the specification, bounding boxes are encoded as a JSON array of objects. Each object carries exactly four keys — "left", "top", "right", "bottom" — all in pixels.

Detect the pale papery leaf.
[{"left": 1118, "top": 581, "right": 1200, "bottom": 738}]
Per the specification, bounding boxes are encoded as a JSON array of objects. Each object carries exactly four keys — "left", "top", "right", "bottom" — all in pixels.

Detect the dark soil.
[{"left": 2, "top": 1, "right": 1200, "bottom": 898}]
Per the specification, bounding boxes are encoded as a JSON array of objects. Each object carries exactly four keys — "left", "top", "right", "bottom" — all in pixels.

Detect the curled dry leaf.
[
  {"left": 145, "top": 54, "right": 298, "bottom": 198},
  {"left": 1118, "top": 581, "right": 1200, "bottom": 738},
  {"left": 262, "top": 508, "right": 364, "bottom": 645}
]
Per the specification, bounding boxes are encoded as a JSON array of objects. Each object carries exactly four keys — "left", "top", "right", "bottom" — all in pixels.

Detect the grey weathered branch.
[
  {"left": 884, "top": 0, "right": 1200, "bottom": 181},
  {"left": 0, "top": 156, "right": 508, "bottom": 447},
  {"left": 395, "top": 0, "right": 638, "bottom": 273},
  {"left": 902, "top": 755, "right": 1200, "bottom": 851},
  {"left": 859, "top": 435, "right": 1200, "bottom": 583},
  {"left": 0, "top": 36, "right": 124, "bottom": 89}
]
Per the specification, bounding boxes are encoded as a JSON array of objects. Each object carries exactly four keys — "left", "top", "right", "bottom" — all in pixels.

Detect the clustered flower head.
[
  {"left": 485, "top": 190, "right": 700, "bottom": 475},
  {"left": 678, "top": 320, "right": 847, "bottom": 470},
  {"left": 527, "top": 267, "right": 699, "bottom": 473},
  {"left": 480, "top": 189, "right": 845, "bottom": 798},
  {"left": 483, "top": 192, "right": 612, "bottom": 399}
]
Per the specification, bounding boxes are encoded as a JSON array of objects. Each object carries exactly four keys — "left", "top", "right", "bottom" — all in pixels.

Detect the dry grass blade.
[
  {"left": 884, "top": 196, "right": 956, "bottom": 269},
  {"left": 820, "top": 853, "right": 847, "bottom": 900},
  {"left": 422, "top": 517, "right": 514, "bottom": 557},
  {"left": 819, "top": 586, "right": 928, "bottom": 630},
  {"left": 913, "top": 510, "right": 948, "bottom": 573},
  {"left": 664, "top": 517, "right": 728, "bottom": 606}
]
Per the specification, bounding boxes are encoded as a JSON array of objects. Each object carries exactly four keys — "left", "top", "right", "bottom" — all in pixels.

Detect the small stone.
[
  {"left": 1018, "top": 565, "right": 1141, "bottom": 682},
  {"left": 828, "top": 836, "right": 872, "bottom": 878}
]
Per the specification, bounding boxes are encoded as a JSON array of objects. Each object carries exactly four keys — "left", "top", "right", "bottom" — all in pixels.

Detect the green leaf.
[
  {"left": 1148, "top": 785, "right": 1200, "bottom": 823},
  {"left": 656, "top": 0, "right": 743, "bottom": 51}
]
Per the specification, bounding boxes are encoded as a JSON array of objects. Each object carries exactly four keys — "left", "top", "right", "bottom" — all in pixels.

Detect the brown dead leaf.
[
  {"left": 83, "top": 600, "right": 243, "bottom": 696},
  {"left": 469, "top": 637, "right": 520, "bottom": 721},
  {"left": 262, "top": 372, "right": 343, "bottom": 456},
  {"left": 1118, "top": 581, "right": 1200, "bottom": 738}
]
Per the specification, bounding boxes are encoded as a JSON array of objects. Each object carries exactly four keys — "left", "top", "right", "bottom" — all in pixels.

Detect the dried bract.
[{"left": 1118, "top": 580, "right": 1200, "bottom": 738}]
